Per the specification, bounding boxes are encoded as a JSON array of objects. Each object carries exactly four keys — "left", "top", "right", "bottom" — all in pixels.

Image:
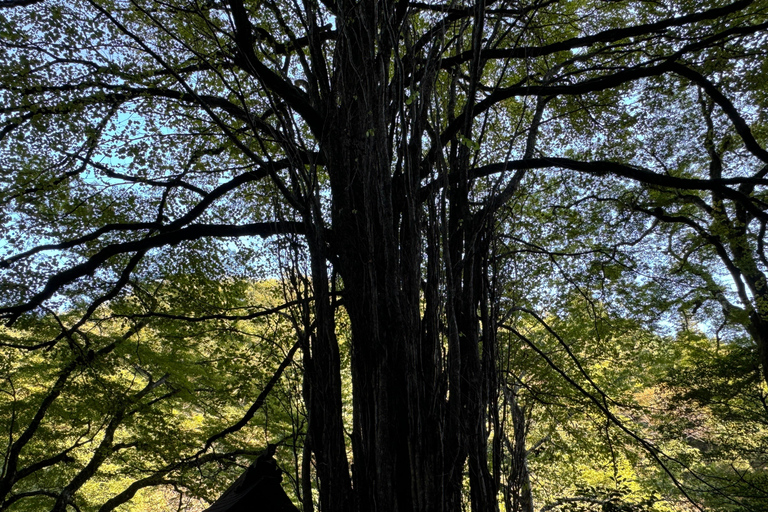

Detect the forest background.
[{"left": 1, "top": 0, "right": 768, "bottom": 510}]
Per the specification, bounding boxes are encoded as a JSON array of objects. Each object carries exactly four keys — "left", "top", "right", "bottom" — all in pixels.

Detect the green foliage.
[
  {"left": 0, "top": 279, "right": 305, "bottom": 511},
  {"left": 2, "top": 0, "right": 768, "bottom": 510},
  {"left": 502, "top": 296, "right": 768, "bottom": 512}
]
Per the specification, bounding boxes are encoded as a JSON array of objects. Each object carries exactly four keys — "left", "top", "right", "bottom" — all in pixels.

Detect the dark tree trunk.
[
  {"left": 509, "top": 394, "right": 534, "bottom": 512},
  {"left": 304, "top": 226, "right": 354, "bottom": 512},
  {"left": 281, "top": 1, "right": 505, "bottom": 511},
  {"left": 312, "top": 2, "right": 498, "bottom": 511}
]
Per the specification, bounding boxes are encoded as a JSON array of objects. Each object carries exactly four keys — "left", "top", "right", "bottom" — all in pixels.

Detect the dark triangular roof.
[{"left": 202, "top": 451, "right": 300, "bottom": 512}]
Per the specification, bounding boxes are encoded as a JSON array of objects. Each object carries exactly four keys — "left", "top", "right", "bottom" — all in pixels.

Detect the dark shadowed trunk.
[{"left": 311, "top": 2, "right": 499, "bottom": 511}]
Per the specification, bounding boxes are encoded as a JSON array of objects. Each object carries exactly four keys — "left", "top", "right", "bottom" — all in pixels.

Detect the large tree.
[{"left": 1, "top": 0, "right": 767, "bottom": 510}]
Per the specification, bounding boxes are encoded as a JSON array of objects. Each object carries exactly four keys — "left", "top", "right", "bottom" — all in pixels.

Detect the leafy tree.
[
  {"left": 503, "top": 297, "right": 768, "bottom": 512},
  {"left": 0, "top": 279, "right": 306, "bottom": 511},
  {"left": 1, "top": 0, "right": 768, "bottom": 510}
]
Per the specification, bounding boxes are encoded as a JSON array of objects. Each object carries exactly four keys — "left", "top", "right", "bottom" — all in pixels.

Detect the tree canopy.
[{"left": 1, "top": 0, "right": 768, "bottom": 510}]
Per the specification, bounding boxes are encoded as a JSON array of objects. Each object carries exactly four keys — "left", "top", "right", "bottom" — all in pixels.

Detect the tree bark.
[{"left": 315, "top": 2, "right": 498, "bottom": 511}]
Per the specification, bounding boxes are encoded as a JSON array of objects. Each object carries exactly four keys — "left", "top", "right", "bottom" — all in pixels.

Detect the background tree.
[
  {"left": 1, "top": 0, "right": 768, "bottom": 510},
  {"left": 0, "top": 277, "right": 307, "bottom": 511}
]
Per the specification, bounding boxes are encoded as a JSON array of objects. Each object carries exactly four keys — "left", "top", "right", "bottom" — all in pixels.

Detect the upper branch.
[
  {"left": 439, "top": 0, "right": 755, "bottom": 68},
  {"left": 226, "top": 0, "right": 324, "bottom": 134},
  {"left": 670, "top": 63, "right": 768, "bottom": 163},
  {"left": 421, "top": 157, "right": 768, "bottom": 220},
  {"left": 0, "top": 221, "right": 304, "bottom": 325}
]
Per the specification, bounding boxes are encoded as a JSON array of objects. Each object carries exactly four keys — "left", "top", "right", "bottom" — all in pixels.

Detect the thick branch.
[
  {"left": 97, "top": 449, "right": 259, "bottom": 512},
  {"left": 0, "top": 0, "right": 45, "bottom": 7},
  {"left": 671, "top": 63, "right": 768, "bottom": 163},
  {"left": 226, "top": 0, "right": 323, "bottom": 134},
  {"left": 453, "top": 157, "right": 768, "bottom": 221},
  {"left": 439, "top": 0, "right": 754, "bottom": 67},
  {"left": 0, "top": 221, "right": 304, "bottom": 324}
]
